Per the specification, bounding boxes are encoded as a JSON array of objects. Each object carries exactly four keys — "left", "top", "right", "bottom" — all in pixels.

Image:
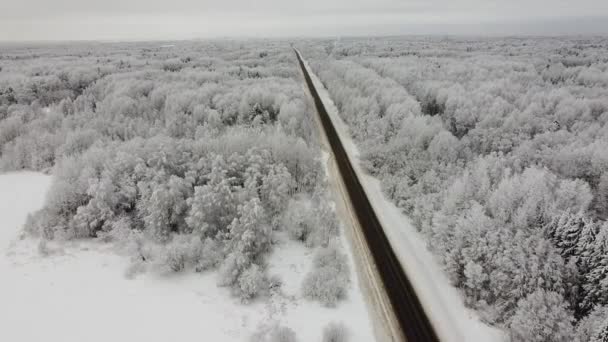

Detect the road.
[{"left": 295, "top": 49, "right": 441, "bottom": 342}]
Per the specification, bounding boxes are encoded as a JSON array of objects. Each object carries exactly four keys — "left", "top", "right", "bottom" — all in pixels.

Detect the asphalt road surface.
[{"left": 295, "top": 49, "right": 441, "bottom": 342}]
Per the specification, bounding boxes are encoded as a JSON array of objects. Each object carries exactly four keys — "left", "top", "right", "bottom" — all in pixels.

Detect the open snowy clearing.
[
  {"left": 299, "top": 53, "right": 506, "bottom": 342},
  {"left": 0, "top": 172, "right": 374, "bottom": 342}
]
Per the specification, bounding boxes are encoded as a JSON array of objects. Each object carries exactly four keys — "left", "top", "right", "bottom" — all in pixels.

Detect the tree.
[
  {"left": 140, "top": 175, "right": 193, "bottom": 242},
  {"left": 593, "top": 318, "right": 608, "bottom": 342},
  {"left": 547, "top": 211, "right": 590, "bottom": 260},
  {"left": 219, "top": 198, "right": 271, "bottom": 300},
  {"left": 322, "top": 322, "right": 349, "bottom": 342},
  {"left": 576, "top": 306, "right": 608, "bottom": 342},
  {"left": 186, "top": 157, "right": 238, "bottom": 239},
  {"left": 259, "top": 163, "right": 291, "bottom": 220},
  {"left": 302, "top": 244, "right": 350, "bottom": 307},
  {"left": 269, "top": 326, "right": 297, "bottom": 342},
  {"left": 510, "top": 290, "right": 575, "bottom": 342},
  {"left": 283, "top": 197, "right": 314, "bottom": 242},
  {"left": 0, "top": 115, "right": 23, "bottom": 148},
  {"left": 595, "top": 173, "right": 608, "bottom": 218},
  {"left": 227, "top": 198, "right": 270, "bottom": 261},
  {"left": 237, "top": 263, "right": 266, "bottom": 301}
]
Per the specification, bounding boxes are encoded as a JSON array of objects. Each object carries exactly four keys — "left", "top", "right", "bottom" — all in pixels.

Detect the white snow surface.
[
  {"left": 0, "top": 171, "right": 375, "bottom": 342},
  {"left": 298, "top": 51, "right": 506, "bottom": 342}
]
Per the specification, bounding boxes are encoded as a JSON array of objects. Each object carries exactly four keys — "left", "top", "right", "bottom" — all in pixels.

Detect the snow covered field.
[
  {"left": 298, "top": 53, "right": 506, "bottom": 342},
  {"left": 0, "top": 172, "right": 374, "bottom": 342}
]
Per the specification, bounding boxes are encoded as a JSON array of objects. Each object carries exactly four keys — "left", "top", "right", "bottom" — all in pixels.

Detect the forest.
[
  {"left": 0, "top": 40, "right": 352, "bottom": 322},
  {"left": 300, "top": 36, "right": 608, "bottom": 342},
  {"left": 4, "top": 36, "right": 608, "bottom": 341}
]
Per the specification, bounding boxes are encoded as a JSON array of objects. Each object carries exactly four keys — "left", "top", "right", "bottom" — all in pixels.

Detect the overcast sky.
[{"left": 1, "top": 0, "right": 607, "bottom": 41}]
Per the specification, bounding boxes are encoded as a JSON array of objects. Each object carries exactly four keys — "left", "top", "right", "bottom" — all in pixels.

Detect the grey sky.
[{"left": 1, "top": 0, "right": 607, "bottom": 40}]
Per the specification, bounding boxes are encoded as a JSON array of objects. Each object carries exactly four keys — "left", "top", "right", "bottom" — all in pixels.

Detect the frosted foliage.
[
  {"left": 301, "top": 37, "right": 608, "bottom": 336},
  {"left": 269, "top": 326, "right": 297, "bottom": 342},
  {"left": 218, "top": 199, "right": 271, "bottom": 301},
  {"left": 5, "top": 41, "right": 351, "bottom": 304},
  {"left": 187, "top": 176, "right": 237, "bottom": 239},
  {"left": 283, "top": 198, "right": 314, "bottom": 242},
  {"left": 322, "top": 322, "right": 349, "bottom": 342},
  {"left": 302, "top": 244, "right": 350, "bottom": 307},
  {"left": 576, "top": 306, "right": 608, "bottom": 342},
  {"left": 283, "top": 195, "right": 339, "bottom": 248},
  {"left": 593, "top": 319, "right": 608, "bottom": 342},
  {"left": 228, "top": 198, "right": 270, "bottom": 261},
  {"left": 237, "top": 264, "right": 266, "bottom": 301},
  {"left": 250, "top": 325, "right": 297, "bottom": 342},
  {"left": 510, "top": 290, "right": 574, "bottom": 342}
]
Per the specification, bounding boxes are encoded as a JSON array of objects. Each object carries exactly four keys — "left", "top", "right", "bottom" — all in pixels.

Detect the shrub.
[
  {"left": 283, "top": 195, "right": 339, "bottom": 248},
  {"left": 302, "top": 244, "right": 350, "bottom": 307},
  {"left": 156, "top": 234, "right": 203, "bottom": 273},
  {"left": 237, "top": 263, "right": 267, "bottom": 301},
  {"left": 269, "top": 325, "right": 297, "bottom": 342},
  {"left": 322, "top": 322, "right": 349, "bottom": 342},
  {"left": 250, "top": 324, "right": 297, "bottom": 342},
  {"left": 283, "top": 198, "right": 313, "bottom": 242},
  {"left": 162, "top": 59, "right": 185, "bottom": 72},
  {"left": 306, "top": 197, "right": 339, "bottom": 248},
  {"left": 195, "top": 237, "right": 223, "bottom": 272},
  {"left": 124, "top": 258, "right": 147, "bottom": 279},
  {"left": 37, "top": 238, "right": 50, "bottom": 256}
]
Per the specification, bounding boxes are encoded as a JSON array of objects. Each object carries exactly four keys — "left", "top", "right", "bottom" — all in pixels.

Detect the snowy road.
[{"left": 296, "top": 50, "right": 440, "bottom": 342}]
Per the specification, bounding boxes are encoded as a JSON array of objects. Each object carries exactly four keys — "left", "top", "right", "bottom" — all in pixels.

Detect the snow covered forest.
[
  {"left": 3, "top": 36, "right": 608, "bottom": 342},
  {"left": 300, "top": 36, "right": 608, "bottom": 342},
  {"left": 0, "top": 41, "right": 365, "bottom": 340}
]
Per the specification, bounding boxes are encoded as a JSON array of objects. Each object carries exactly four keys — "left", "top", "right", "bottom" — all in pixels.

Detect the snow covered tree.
[
  {"left": 302, "top": 243, "right": 350, "bottom": 307},
  {"left": 6, "top": 42, "right": 348, "bottom": 311},
  {"left": 595, "top": 173, "right": 608, "bottom": 218},
  {"left": 269, "top": 325, "right": 297, "bottom": 342},
  {"left": 283, "top": 197, "right": 314, "bottom": 242},
  {"left": 0, "top": 115, "right": 23, "bottom": 148},
  {"left": 227, "top": 198, "right": 270, "bottom": 262},
  {"left": 547, "top": 211, "right": 591, "bottom": 260},
  {"left": 219, "top": 198, "right": 271, "bottom": 300},
  {"left": 186, "top": 157, "right": 238, "bottom": 239},
  {"left": 250, "top": 324, "right": 297, "bottom": 342},
  {"left": 463, "top": 260, "right": 488, "bottom": 304},
  {"left": 307, "top": 195, "right": 339, "bottom": 248},
  {"left": 195, "top": 237, "right": 223, "bottom": 272},
  {"left": 237, "top": 263, "right": 267, "bottom": 301},
  {"left": 157, "top": 233, "right": 202, "bottom": 272},
  {"left": 593, "top": 318, "right": 608, "bottom": 342},
  {"left": 576, "top": 306, "right": 608, "bottom": 342},
  {"left": 260, "top": 163, "right": 291, "bottom": 220},
  {"left": 591, "top": 318, "right": 608, "bottom": 342},
  {"left": 322, "top": 322, "right": 349, "bottom": 342},
  {"left": 581, "top": 257, "right": 608, "bottom": 315},
  {"left": 510, "top": 290, "right": 575, "bottom": 342},
  {"left": 140, "top": 175, "right": 193, "bottom": 242}
]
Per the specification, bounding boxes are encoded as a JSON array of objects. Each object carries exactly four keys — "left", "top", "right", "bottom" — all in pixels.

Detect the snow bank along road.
[{"left": 295, "top": 49, "right": 440, "bottom": 342}]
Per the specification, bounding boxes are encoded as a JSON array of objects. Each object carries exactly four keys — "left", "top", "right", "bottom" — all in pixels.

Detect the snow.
[
  {"left": 0, "top": 171, "right": 374, "bottom": 342},
  {"left": 297, "top": 51, "right": 507, "bottom": 342},
  {"left": 266, "top": 234, "right": 375, "bottom": 342}
]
